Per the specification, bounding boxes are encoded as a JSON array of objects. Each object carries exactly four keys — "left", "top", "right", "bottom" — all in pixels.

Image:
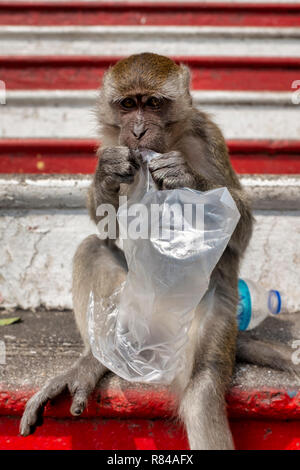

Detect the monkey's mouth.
[
  {"left": 126, "top": 140, "right": 164, "bottom": 154},
  {"left": 137, "top": 144, "right": 160, "bottom": 153},
  {"left": 136, "top": 137, "right": 166, "bottom": 153},
  {"left": 120, "top": 128, "right": 166, "bottom": 153}
]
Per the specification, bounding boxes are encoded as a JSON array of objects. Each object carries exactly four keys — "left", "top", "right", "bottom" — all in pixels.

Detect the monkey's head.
[{"left": 97, "top": 53, "right": 192, "bottom": 153}]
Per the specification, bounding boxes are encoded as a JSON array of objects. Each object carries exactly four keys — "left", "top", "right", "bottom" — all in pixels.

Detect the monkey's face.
[{"left": 115, "top": 95, "right": 170, "bottom": 153}]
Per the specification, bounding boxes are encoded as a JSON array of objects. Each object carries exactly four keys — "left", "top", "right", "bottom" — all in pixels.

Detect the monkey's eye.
[
  {"left": 120, "top": 98, "right": 136, "bottom": 110},
  {"left": 146, "top": 97, "right": 162, "bottom": 109}
]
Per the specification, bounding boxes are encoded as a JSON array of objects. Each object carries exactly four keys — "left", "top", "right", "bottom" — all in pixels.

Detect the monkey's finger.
[
  {"left": 148, "top": 157, "right": 183, "bottom": 172},
  {"left": 70, "top": 388, "right": 89, "bottom": 416},
  {"left": 150, "top": 166, "right": 180, "bottom": 183},
  {"left": 112, "top": 159, "right": 138, "bottom": 178},
  {"left": 104, "top": 172, "right": 134, "bottom": 186},
  {"left": 129, "top": 149, "right": 141, "bottom": 168},
  {"left": 113, "top": 172, "right": 135, "bottom": 183}
]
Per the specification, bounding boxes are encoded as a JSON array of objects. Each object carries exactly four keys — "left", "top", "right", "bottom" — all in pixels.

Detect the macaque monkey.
[{"left": 20, "top": 53, "right": 295, "bottom": 449}]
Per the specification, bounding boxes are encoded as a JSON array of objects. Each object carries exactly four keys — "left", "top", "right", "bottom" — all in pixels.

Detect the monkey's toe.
[
  {"left": 20, "top": 421, "right": 37, "bottom": 437},
  {"left": 70, "top": 405, "right": 84, "bottom": 416},
  {"left": 19, "top": 398, "right": 44, "bottom": 436},
  {"left": 19, "top": 418, "right": 31, "bottom": 437},
  {"left": 70, "top": 389, "right": 89, "bottom": 416}
]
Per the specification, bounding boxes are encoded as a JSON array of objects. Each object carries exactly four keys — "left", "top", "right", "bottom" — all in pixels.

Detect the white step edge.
[
  {"left": 1, "top": 25, "right": 300, "bottom": 57},
  {"left": 0, "top": 174, "right": 299, "bottom": 211},
  {"left": 2, "top": 25, "right": 300, "bottom": 37},
  {"left": 2, "top": 91, "right": 300, "bottom": 139},
  {"left": 5, "top": 90, "right": 298, "bottom": 106},
  {"left": 1, "top": 105, "right": 299, "bottom": 139}
]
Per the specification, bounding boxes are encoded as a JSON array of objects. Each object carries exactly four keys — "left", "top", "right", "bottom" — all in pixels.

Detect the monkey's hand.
[
  {"left": 148, "top": 151, "right": 205, "bottom": 190},
  {"left": 96, "top": 146, "right": 140, "bottom": 192}
]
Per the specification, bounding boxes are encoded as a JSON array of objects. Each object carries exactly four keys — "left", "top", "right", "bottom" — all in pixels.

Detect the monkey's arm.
[{"left": 191, "top": 113, "right": 254, "bottom": 255}]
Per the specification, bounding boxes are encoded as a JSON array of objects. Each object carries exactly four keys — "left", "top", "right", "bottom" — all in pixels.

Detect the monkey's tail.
[{"left": 236, "top": 333, "right": 300, "bottom": 382}]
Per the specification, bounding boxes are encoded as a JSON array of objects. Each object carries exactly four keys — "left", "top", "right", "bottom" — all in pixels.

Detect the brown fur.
[
  {"left": 20, "top": 53, "right": 291, "bottom": 449},
  {"left": 111, "top": 53, "right": 180, "bottom": 96}
]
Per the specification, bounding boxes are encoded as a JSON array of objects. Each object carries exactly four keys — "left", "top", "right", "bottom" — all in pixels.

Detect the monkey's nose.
[{"left": 132, "top": 125, "right": 148, "bottom": 140}]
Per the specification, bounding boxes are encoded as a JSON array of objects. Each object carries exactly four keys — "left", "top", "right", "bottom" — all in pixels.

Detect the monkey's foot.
[{"left": 20, "top": 352, "right": 106, "bottom": 437}]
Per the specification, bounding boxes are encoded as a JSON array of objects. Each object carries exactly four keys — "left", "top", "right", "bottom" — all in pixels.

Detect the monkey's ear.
[
  {"left": 100, "top": 67, "right": 120, "bottom": 104},
  {"left": 179, "top": 64, "right": 191, "bottom": 91},
  {"left": 178, "top": 64, "right": 192, "bottom": 105}
]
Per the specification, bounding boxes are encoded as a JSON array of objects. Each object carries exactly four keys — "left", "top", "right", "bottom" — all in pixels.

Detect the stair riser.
[
  {"left": 1, "top": 2, "right": 300, "bottom": 27},
  {"left": 0, "top": 416, "right": 299, "bottom": 450},
  {"left": 0, "top": 207, "right": 298, "bottom": 310},
  {"left": 1, "top": 56, "right": 300, "bottom": 91},
  {"left": 1, "top": 142, "right": 299, "bottom": 174}
]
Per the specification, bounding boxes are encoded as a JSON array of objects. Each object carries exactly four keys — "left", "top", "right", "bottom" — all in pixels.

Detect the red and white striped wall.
[{"left": 0, "top": 1, "right": 300, "bottom": 174}]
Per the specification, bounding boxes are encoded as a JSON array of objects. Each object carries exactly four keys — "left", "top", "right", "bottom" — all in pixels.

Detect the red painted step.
[
  {"left": 0, "top": 386, "right": 300, "bottom": 450},
  {"left": 0, "top": 1, "right": 300, "bottom": 27},
  {"left": 1, "top": 417, "right": 300, "bottom": 450},
  {"left": 2, "top": 386, "right": 300, "bottom": 420},
  {"left": 1, "top": 56, "right": 300, "bottom": 91},
  {"left": 0, "top": 139, "right": 299, "bottom": 174},
  {"left": 0, "top": 417, "right": 189, "bottom": 451}
]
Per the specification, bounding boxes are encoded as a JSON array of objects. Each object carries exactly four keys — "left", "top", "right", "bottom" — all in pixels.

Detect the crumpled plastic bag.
[{"left": 88, "top": 150, "right": 240, "bottom": 384}]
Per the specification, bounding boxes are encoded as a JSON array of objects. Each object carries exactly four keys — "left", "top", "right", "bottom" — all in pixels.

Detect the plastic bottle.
[{"left": 237, "top": 278, "right": 282, "bottom": 331}]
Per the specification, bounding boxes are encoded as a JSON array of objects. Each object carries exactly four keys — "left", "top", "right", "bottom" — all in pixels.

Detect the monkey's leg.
[
  {"left": 20, "top": 235, "right": 127, "bottom": 436},
  {"left": 179, "top": 284, "right": 238, "bottom": 450}
]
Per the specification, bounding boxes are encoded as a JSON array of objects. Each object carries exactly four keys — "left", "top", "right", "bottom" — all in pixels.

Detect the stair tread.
[
  {"left": 0, "top": 309, "right": 300, "bottom": 420},
  {"left": 1, "top": 173, "right": 299, "bottom": 211}
]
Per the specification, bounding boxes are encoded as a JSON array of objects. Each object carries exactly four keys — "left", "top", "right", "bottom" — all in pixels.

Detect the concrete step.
[
  {"left": 2, "top": 25, "right": 300, "bottom": 57},
  {"left": 0, "top": 309, "right": 300, "bottom": 450},
  {"left": 2, "top": 90, "right": 300, "bottom": 140},
  {"left": 0, "top": 174, "right": 299, "bottom": 311}
]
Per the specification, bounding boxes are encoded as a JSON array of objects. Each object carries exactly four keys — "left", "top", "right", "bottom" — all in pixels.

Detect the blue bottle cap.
[
  {"left": 237, "top": 279, "right": 252, "bottom": 331},
  {"left": 268, "top": 290, "right": 281, "bottom": 315}
]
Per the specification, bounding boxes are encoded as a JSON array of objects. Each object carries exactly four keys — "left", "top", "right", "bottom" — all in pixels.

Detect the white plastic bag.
[{"left": 88, "top": 150, "right": 240, "bottom": 384}]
